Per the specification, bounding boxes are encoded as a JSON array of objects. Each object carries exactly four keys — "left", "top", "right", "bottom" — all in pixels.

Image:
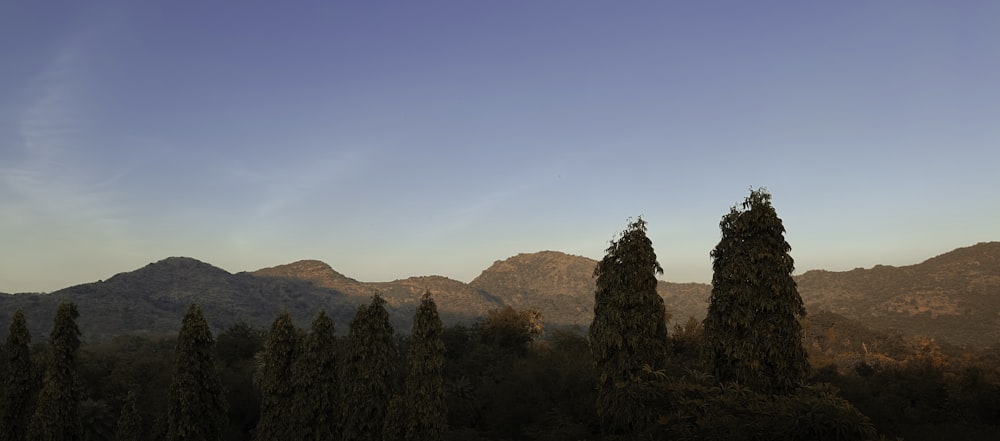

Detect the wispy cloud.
[{"left": 1, "top": 38, "right": 127, "bottom": 234}]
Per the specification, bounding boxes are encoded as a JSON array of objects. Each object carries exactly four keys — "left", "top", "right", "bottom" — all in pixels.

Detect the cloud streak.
[{"left": 2, "top": 37, "right": 128, "bottom": 236}]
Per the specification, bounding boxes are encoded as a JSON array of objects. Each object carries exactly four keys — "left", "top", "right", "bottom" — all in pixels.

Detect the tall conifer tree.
[
  {"left": 293, "top": 310, "right": 339, "bottom": 441},
  {"left": 2, "top": 309, "right": 35, "bottom": 441},
  {"left": 28, "top": 302, "right": 83, "bottom": 441},
  {"left": 342, "top": 295, "right": 397, "bottom": 441},
  {"left": 703, "top": 188, "right": 809, "bottom": 393},
  {"left": 254, "top": 312, "right": 301, "bottom": 441},
  {"left": 404, "top": 292, "right": 446, "bottom": 441},
  {"left": 167, "top": 304, "right": 226, "bottom": 441},
  {"left": 589, "top": 217, "right": 668, "bottom": 434}
]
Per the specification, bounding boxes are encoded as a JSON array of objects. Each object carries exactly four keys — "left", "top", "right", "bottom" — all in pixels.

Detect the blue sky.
[{"left": 2, "top": 1, "right": 998, "bottom": 293}]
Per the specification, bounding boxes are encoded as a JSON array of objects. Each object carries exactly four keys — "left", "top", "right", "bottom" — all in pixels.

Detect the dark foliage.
[
  {"left": 216, "top": 322, "right": 263, "bottom": 441},
  {"left": 1, "top": 310, "right": 35, "bottom": 441},
  {"left": 167, "top": 304, "right": 226, "bottom": 441},
  {"left": 704, "top": 189, "right": 809, "bottom": 393},
  {"left": 117, "top": 390, "right": 141, "bottom": 441},
  {"left": 28, "top": 302, "right": 83, "bottom": 441},
  {"left": 342, "top": 295, "right": 397, "bottom": 441},
  {"left": 253, "top": 312, "right": 301, "bottom": 441},
  {"left": 475, "top": 306, "right": 543, "bottom": 356},
  {"left": 292, "top": 310, "right": 340, "bottom": 441},
  {"left": 404, "top": 292, "right": 447, "bottom": 441},
  {"left": 589, "top": 217, "right": 668, "bottom": 434}
]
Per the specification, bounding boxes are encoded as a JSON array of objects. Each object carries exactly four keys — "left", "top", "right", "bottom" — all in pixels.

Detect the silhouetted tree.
[
  {"left": 703, "top": 188, "right": 809, "bottom": 393},
  {"left": 253, "top": 312, "right": 301, "bottom": 441},
  {"left": 28, "top": 303, "right": 83, "bottom": 441},
  {"left": 167, "top": 304, "right": 226, "bottom": 441},
  {"left": 1, "top": 310, "right": 35, "bottom": 441},
  {"left": 342, "top": 295, "right": 397, "bottom": 441},
  {"left": 589, "top": 217, "right": 668, "bottom": 434},
  {"left": 404, "top": 292, "right": 446, "bottom": 441},
  {"left": 292, "top": 310, "right": 339, "bottom": 441},
  {"left": 116, "top": 390, "right": 141, "bottom": 441}
]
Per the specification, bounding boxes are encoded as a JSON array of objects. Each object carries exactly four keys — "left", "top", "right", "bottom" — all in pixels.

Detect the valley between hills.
[{"left": 1, "top": 242, "right": 997, "bottom": 348}]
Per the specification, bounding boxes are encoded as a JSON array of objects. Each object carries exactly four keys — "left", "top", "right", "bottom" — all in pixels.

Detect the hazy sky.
[{"left": 2, "top": 1, "right": 998, "bottom": 293}]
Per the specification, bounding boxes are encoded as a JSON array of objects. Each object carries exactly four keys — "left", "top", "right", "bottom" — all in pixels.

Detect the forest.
[{"left": 2, "top": 189, "right": 998, "bottom": 441}]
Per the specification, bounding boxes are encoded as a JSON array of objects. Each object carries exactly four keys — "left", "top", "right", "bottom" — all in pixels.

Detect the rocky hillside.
[
  {"left": 252, "top": 260, "right": 504, "bottom": 327},
  {"left": 797, "top": 242, "right": 1000, "bottom": 347},
  {"left": 0, "top": 257, "right": 362, "bottom": 341},
  {"left": 1, "top": 243, "right": 996, "bottom": 347},
  {"left": 470, "top": 251, "right": 711, "bottom": 327}
]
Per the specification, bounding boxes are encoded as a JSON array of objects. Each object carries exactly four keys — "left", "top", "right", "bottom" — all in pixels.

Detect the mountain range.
[{"left": 1, "top": 242, "right": 997, "bottom": 348}]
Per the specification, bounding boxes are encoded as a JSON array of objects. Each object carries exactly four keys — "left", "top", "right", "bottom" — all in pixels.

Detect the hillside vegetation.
[{"left": 1, "top": 243, "right": 997, "bottom": 348}]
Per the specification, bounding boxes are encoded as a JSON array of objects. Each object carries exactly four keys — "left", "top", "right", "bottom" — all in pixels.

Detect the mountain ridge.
[{"left": 1, "top": 242, "right": 996, "bottom": 347}]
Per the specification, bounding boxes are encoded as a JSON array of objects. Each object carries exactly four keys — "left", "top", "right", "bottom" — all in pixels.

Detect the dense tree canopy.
[
  {"left": 293, "top": 310, "right": 340, "bottom": 441},
  {"left": 254, "top": 312, "right": 302, "bottom": 441},
  {"left": 703, "top": 188, "right": 810, "bottom": 393},
  {"left": 405, "top": 292, "right": 447, "bottom": 441},
  {"left": 476, "top": 306, "right": 543, "bottom": 356},
  {"left": 2, "top": 281, "right": 994, "bottom": 440},
  {"left": 167, "top": 304, "right": 227, "bottom": 441},
  {"left": 342, "top": 295, "right": 397, "bottom": 441},
  {"left": 589, "top": 217, "right": 668, "bottom": 434},
  {"left": 2, "top": 309, "right": 35, "bottom": 441},
  {"left": 28, "top": 302, "right": 83, "bottom": 441}
]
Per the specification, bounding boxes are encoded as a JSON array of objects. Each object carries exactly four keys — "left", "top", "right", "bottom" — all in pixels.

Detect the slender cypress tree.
[
  {"left": 254, "top": 312, "right": 301, "bottom": 441},
  {"left": 116, "top": 390, "right": 141, "bottom": 441},
  {"left": 167, "top": 304, "right": 226, "bottom": 441},
  {"left": 404, "top": 292, "right": 446, "bottom": 441},
  {"left": 28, "top": 302, "right": 83, "bottom": 441},
  {"left": 1, "top": 310, "right": 35, "bottom": 441},
  {"left": 293, "top": 310, "right": 339, "bottom": 441},
  {"left": 342, "top": 295, "right": 397, "bottom": 441},
  {"left": 703, "top": 188, "right": 809, "bottom": 393},
  {"left": 588, "top": 217, "right": 668, "bottom": 434}
]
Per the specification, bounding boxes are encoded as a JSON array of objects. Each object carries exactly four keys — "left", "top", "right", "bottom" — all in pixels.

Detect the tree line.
[{"left": 2, "top": 188, "right": 998, "bottom": 440}]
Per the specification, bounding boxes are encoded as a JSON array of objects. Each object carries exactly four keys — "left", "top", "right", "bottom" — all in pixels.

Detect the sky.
[{"left": 2, "top": 1, "right": 998, "bottom": 293}]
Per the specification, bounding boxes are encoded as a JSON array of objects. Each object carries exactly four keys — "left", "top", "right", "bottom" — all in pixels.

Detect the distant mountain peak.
[
  {"left": 255, "top": 259, "right": 345, "bottom": 278},
  {"left": 474, "top": 251, "right": 597, "bottom": 282},
  {"left": 152, "top": 256, "right": 215, "bottom": 266},
  {"left": 252, "top": 259, "right": 368, "bottom": 296},
  {"left": 117, "top": 256, "right": 231, "bottom": 280}
]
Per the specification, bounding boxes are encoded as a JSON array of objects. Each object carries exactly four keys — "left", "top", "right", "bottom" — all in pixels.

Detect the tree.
[
  {"left": 253, "top": 312, "right": 301, "bottom": 441},
  {"left": 2, "top": 310, "right": 35, "bottom": 441},
  {"left": 404, "top": 292, "right": 447, "bottom": 441},
  {"left": 703, "top": 188, "right": 809, "bottom": 393},
  {"left": 588, "top": 217, "right": 669, "bottom": 434},
  {"left": 116, "top": 390, "right": 141, "bottom": 441},
  {"left": 28, "top": 302, "right": 83, "bottom": 441},
  {"left": 476, "top": 306, "right": 544, "bottom": 356},
  {"left": 342, "top": 295, "right": 397, "bottom": 441},
  {"left": 167, "top": 304, "right": 226, "bottom": 441},
  {"left": 292, "top": 310, "right": 339, "bottom": 441}
]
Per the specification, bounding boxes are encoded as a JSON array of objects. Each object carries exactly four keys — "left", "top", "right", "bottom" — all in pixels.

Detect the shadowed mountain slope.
[
  {"left": 0, "top": 257, "right": 360, "bottom": 341},
  {"left": 251, "top": 261, "right": 504, "bottom": 327},
  {"left": 1, "top": 243, "right": 996, "bottom": 347}
]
